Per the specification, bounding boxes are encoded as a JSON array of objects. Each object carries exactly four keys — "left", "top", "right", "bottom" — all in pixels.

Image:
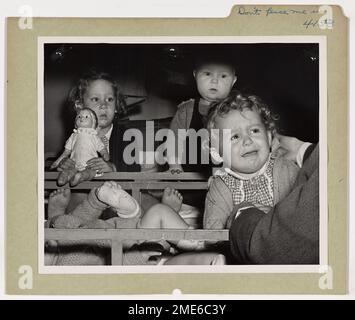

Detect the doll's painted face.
[
  {"left": 81, "top": 79, "right": 116, "bottom": 129},
  {"left": 215, "top": 108, "right": 272, "bottom": 174},
  {"left": 76, "top": 109, "right": 96, "bottom": 129}
]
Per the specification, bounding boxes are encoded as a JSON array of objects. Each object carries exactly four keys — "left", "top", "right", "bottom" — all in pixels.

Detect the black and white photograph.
[{"left": 40, "top": 38, "right": 325, "bottom": 272}]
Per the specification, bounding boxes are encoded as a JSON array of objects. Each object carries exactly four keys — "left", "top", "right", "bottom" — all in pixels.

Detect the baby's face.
[
  {"left": 194, "top": 63, "right": 236, "bottom": 103},
  {"left": 76, "top": 109, "right": 94, "bottom": 128},
  {"left": 215, "top": 108, "right": 272, "bottom": 174},
  {"left": 82, "top": 79, "right": 116, "bottom": 129}
]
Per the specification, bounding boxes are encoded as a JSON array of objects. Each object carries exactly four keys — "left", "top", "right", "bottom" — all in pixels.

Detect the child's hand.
[
  {"left": 86, "top": 157, "right": 115, "bottom": 173},
  {"left": 56, "top": 158, "right": 75, "bottom": 172}
]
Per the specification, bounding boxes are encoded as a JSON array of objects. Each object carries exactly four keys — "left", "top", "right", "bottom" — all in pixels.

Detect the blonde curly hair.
[{"left": 207, "top": 90, "right": 278, "bottom": 136}]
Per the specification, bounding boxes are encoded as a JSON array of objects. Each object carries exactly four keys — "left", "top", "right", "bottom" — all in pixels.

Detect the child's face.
[
  {"left": 76, "top": 109, "right": 94, "bottom": 128},
  {"left": 215, "top": 108, "right": 272, "bottom": 174},
  {"left": 194, "top": 63, "right": 236, "bottom": 103},
  {"left": 81, "top": 79, "right": 116, "bottom": 129}
]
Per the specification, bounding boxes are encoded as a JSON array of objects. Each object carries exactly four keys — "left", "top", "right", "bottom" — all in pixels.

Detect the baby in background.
[
  {"left": 203, "top": 91, "right": 300, "bottom": 230},
  {"left": 168, "top": 55, "right": 237, "bottom": 173},
  {"left": 166, "top": 54, "right": 237, "bottom": 212}
]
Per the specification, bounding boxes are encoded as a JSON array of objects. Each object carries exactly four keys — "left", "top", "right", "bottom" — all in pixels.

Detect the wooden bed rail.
[
  {"left": 45, "top": 228, "right": 229, "bottom": 265},
  {"left": 45, "top": 171, "right": 209, "bottom": 202},
  {"left": 44, "top": 172, "right": 229, "bottom": 266}
]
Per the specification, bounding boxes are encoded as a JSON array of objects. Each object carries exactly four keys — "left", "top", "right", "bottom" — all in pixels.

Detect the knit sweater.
[
  {"left": 203, "top": 155, "right": 300, "bottom": 230},
  {"left": 169, "top": 98, "right": 210, "bottom": 165}
]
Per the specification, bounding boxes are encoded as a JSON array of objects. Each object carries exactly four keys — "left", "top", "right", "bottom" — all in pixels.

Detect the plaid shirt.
[{"left": 217, "top": 155, "right": 276, "bottom": 207}]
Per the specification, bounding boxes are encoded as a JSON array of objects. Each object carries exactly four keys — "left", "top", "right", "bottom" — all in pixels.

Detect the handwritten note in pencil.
[{"left": 236, "top": 6, "right": 334, "bottom": 29}]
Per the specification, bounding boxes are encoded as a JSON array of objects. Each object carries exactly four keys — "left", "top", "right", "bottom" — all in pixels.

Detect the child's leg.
[
  {"left": 47, "top": 188, "right": 71, "bottom": 225},
  {"left": 96, "top": 181, "right": 140, "bottom": 218},
  {"left": 140, "top": 192, "right": 160, "bottom": 214},
  {"left": 139, "top": 187, "right": 186, "bottom": 228},
  {"left": 46, "top": 185, "right": 114, "bottom": 266},
  {"left": 162, "top": 252, "right": 226, "bottom": 265},
  {"left": 65, "top": 192, "right": 87, "bottom": 213},
  {"left": 47, "top": 188, "right": 85, "bottom": 229},
  {"left": 68, "top": 186, "right": 108, "bottom": 226},
  {"left": 50, "top": 185, "right": 108, "bottom": 229},
  {"left": 139, "top": 203, "right": 189, "bottom": 229},
  {"left": 138, "top": 203, "right": 192, "bottom": 252}
]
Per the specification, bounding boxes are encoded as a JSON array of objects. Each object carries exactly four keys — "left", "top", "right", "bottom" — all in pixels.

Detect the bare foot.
[
  {"left": 57, "top": 166, "right": 77, "bottom": 186},
  {"left": 57, "top": 169, "right": 76, "bottom": 186},
  {"left": 48, "top": 188, "right": 71, "bottom": 221},
  {"left": 161, "top": 187, "right": 183, "bottom": 213},
  {"left": 50, "top": 215, "right": 82, "bottom": 229},
  {"left": 96, "top": 181, "right": 139, "bottom": 218},
  {"left": 70, "top": 168, "right": 96, "bottom": 186}
]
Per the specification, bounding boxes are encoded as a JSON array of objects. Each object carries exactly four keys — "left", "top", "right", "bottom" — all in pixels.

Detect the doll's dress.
[{"left": 64, "top": 128, "right": 106, "bottom": 171}]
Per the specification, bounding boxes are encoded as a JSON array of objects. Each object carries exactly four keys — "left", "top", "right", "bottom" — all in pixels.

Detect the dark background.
[{"left": 44, "top": 43, "right": 319, "bottom": 154}]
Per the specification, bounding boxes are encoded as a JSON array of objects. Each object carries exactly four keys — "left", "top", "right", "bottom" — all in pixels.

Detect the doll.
[{"left": 51, "top": 108, "right": 109, "bottom": 186}]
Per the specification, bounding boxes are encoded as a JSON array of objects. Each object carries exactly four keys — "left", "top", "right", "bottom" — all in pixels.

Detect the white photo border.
[{"left": 38, "top": 35, "right": 327, "bottom": 274}]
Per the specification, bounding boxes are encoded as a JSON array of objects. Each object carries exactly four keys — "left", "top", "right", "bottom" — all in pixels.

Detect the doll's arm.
[
  {"left": 50, "top": 133, "right": 75, "bottom": 170},
  {"left": 50, "top": 148, "right": 71, "bottom": 170}
]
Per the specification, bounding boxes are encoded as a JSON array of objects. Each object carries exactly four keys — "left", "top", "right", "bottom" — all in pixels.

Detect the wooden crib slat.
[
  {"left": 45, "top": 172, "right": 206, "bottom": 180},
  {"left": 132, "top": 186, "right": 141, "bottom": 202},
  {"left": 111, "top": 240, "right": 123, "bottom": 265},
  {"left": 44, "top": 171, "right": 229, "bottom": 266},
  {"left": 44, "top": 181, "right": 208, "bottom": 190},
  {"left": 45, "top": 229, "right": 229, "bottom": 266},
  {"left": 44, "top": 228, "right": 229, "bottom": 241}
]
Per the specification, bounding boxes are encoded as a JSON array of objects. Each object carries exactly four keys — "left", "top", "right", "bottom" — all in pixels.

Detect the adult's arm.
[
  {"left": 273, "top": 133, "right": 312, "bottom": 167},
  {"left": 229, "top": 144, "right": 319, "bottom": 264}
]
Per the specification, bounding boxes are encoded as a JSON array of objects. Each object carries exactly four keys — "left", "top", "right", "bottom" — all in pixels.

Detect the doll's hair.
[
  {"left": 68, "top": 69, "right": 127, "bottom": 117},
  {"left": 75, "top": 108, "right": 99, "bottom": 129},
  {"left": 207, "top": 90, "right": 278, "bottom": 136}
]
